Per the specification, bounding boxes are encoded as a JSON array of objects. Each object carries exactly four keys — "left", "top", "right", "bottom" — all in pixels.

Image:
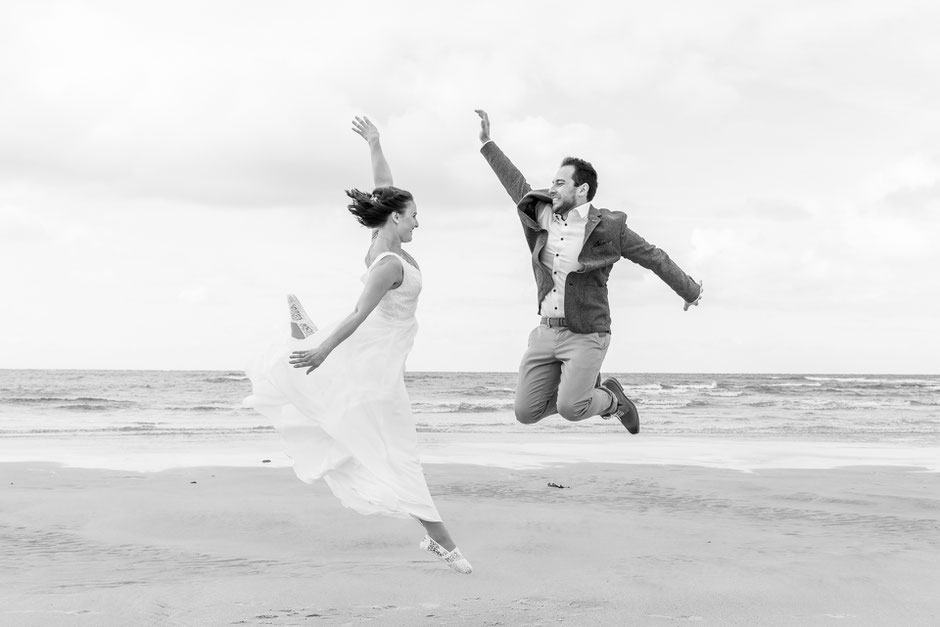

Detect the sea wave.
[
  {"left": 1, "top": 425, "right": 276, "bottom": 437},
  {"left": 638, "top": 398, "right": 695, "bottom": 409},
  {"left": 459, "top": 385, "right": 516, "bottom": 398},
  {"left": 804, "top": 376, "right": 938, "bottom": 386},
  {"left": 672, "top": 381, "right": 718, "bottom": 390},
  {"left": 205, "top": 375, "right": 249, "bottom": 383},
  {"left": 61, "top": 403, "right": 133, "bottom": 412},
  {"left": 0, "top": 396, "right": 136, "bottom": 406},
  {"left": 745, "top": 400, "right": 778, "bottom": 407},
  {"left": 412, "top": 400, "right": 514, "bottom": 413},
  {"left": 764, "top": 382, "right": 824, "bottom": 388},
  {"left": 0, "top": 397, "right": 139, "bottom": 412}
]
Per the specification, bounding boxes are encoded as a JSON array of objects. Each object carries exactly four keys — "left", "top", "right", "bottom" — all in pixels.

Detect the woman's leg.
[
  {"left": 417, "top": 519, "right": 456, "bottom": 552},
  {"left": 416, "top": 516, "right": 472, "bottom": 573}
]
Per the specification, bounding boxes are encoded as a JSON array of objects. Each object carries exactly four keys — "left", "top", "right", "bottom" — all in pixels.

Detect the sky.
[{"left": 2, "top": 0, "right": 939, "bottom": 374}]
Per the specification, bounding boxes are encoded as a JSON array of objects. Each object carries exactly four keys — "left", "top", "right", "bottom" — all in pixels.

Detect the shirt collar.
[
  {"left": 575, "top": 202, "right": 592, "bottom": 217},
  {"left": 561, "top": 202, "right": 591, "bottom": 220}
]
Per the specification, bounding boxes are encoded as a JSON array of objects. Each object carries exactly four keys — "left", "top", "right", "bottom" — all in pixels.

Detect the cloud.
[
  {"left": 882, "top": 182, "right": 940, "bottom": 214},
  {"left": 865, "top": 155, "right": 940, "bottom": 215},
  {"left": 177, "top": 287, "right": 209, "bottom": 304}
]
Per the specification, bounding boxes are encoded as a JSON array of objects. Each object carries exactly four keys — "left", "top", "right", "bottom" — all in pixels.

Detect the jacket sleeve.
[
  {"left": 480, "top": 141, "right": 533, "bottom": 206},
  {"left": 620, "top": 222, "right": 702, "bottom": 303}
]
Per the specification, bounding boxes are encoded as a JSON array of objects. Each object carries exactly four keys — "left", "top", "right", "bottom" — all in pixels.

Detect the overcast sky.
[{"left": 3, "top": 0, "right": 939, "bottom": 373}]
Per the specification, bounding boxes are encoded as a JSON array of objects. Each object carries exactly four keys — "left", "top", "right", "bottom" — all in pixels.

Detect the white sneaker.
[
  {"left": 287, "top": 294, "right": 317, "bottom": 338},
  {"left": 419, "top": 535, "right": 472, "bottom": 574}
]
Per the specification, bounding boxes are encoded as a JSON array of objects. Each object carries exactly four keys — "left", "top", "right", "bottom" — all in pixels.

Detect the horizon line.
[{"left": 1, "top": 368, "right": 938, "bottom": 377}]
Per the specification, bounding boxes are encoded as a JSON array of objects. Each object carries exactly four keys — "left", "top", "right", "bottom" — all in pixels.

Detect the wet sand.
[{"left": 3, "top": 461, "right": 940, "bottom": 625}]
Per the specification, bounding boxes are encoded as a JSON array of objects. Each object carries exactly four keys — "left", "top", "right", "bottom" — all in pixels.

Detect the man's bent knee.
[
  {"left": 557, "top": 398, "right": 592, "bottom": 422},
  {"left": 514, "top": 406, "right": 544, "bottom": 425}
]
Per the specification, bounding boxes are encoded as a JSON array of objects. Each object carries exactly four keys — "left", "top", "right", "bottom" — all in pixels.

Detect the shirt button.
[{"left": 561, "top": 237, "right": 564, "bottom": 240}]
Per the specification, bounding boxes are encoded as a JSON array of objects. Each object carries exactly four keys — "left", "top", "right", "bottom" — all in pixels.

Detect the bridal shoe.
[
  {"left": 287, "top": 294, "right": 318, "bottom": 337},
  {"left": 420, "top": 535, "right": 472, "bottom": 574}
]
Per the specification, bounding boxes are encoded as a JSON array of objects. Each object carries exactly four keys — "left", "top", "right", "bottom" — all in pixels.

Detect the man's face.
[{"left": 550, "top": 165, "right": 583, "bottom": 214}]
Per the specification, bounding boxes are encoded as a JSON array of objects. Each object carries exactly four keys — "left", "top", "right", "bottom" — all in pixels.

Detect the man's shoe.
[{"left": 601, "top": 377, "right": 639, "bottom": 434}]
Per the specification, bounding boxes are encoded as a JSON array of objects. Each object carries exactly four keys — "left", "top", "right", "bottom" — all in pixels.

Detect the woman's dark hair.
[
  {"left": 560, "top": 156, "right": 598, "bottom": 201},
  {"left": 345, "top": 186, "right": 414, "bottom": 228}
]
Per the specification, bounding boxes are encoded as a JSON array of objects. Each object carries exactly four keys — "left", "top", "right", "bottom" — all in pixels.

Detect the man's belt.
[{"left": 540, "top": 317, "right": 567, "bottom": 328}]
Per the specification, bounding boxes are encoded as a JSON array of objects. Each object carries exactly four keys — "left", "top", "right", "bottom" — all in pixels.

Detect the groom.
[{"left": 475, "top": 110, "right": 702, "bottom": 433}]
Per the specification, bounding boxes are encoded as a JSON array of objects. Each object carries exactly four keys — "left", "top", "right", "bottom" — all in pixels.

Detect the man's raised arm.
[{"left": 475, "top": 109, "right": 532, "bottom": 206}]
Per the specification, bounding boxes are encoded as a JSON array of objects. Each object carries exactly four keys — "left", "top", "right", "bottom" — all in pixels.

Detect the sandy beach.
[{"left": 3, "top": 461, "right": 939, "bottom": 626}]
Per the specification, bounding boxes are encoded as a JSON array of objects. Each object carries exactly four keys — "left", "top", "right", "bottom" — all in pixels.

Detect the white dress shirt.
[{"left": 538, "top": 202, "right": 591, "bottom": 318}]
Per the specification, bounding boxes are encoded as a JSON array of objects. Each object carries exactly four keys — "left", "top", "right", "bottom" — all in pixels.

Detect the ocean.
[{"left": 2, "top": 370, "right": 939, "bottom": 471}]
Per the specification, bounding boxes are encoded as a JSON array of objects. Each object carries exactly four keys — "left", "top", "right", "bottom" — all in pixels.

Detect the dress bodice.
[{"left": 363, "top": 251, "right": 421, "bottom": 321}]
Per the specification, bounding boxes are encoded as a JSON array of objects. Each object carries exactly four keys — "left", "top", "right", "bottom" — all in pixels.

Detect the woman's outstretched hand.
[
  {"left": 289, "top": 348, "right": 329, "bottom": 374},
  {"left": 352, "top": 116, "right": 380, "bottom": 144}
]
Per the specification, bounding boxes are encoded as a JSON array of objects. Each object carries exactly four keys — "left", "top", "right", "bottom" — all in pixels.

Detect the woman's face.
[{"left": 396, "top": 202, "right": 419, "bottom": 242}]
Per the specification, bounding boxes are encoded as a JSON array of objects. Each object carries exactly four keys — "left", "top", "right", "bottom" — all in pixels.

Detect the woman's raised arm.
[{"left": 352, "top": 116, "right": 393, "bottom": 188}]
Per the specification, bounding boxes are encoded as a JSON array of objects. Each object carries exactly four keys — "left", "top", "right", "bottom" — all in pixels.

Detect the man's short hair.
[{"left": 561, "top": 156, "right": 598, "bottom": 201}]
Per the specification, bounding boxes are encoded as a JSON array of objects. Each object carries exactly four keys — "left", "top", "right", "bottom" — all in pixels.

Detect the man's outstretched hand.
[
  {"left": 474, "top": 109, "right": 491, "bottom": 144},
  {"left": 684, "top": 280, "right": 704, "bottom": 311}
]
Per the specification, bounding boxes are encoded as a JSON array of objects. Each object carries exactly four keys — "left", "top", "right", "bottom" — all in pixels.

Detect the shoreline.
[
  {"left": 2, "top": 432, "right": 939, "bottom": 473},
  {"left": 4, "top": 461, "right": 940, "bottom": 625}
]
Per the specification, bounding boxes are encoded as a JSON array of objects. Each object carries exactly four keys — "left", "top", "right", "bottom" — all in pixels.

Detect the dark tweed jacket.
[{"left": 481, "top": 141, "right": 701, "bottom": 334}]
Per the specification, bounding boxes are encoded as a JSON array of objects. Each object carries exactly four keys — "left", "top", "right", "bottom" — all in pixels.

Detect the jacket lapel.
[
  {"left": 582, "top": 204, "right": 601, "bottom": 246},
  {"left": 575, "top": 205, "right": 602, "bottom": 269}
]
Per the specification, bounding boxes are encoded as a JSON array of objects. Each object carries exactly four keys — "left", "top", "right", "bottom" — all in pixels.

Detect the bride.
[{"left": 244, "top": 116, "right": 471, "bottom": 574}]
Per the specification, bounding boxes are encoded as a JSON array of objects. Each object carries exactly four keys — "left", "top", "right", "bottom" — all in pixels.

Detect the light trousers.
[{"left": 514, "top": 325, "right": 616, "bottom": 424}]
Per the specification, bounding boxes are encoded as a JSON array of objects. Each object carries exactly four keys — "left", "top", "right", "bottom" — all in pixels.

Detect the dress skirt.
[{"left": 244, "top": 310, "right": 441, "bottom": 522}]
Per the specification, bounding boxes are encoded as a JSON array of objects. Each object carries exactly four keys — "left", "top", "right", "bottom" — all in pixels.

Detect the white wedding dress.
[{"left": 244, "top": 251, "right": 441, "bottom": 521}]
